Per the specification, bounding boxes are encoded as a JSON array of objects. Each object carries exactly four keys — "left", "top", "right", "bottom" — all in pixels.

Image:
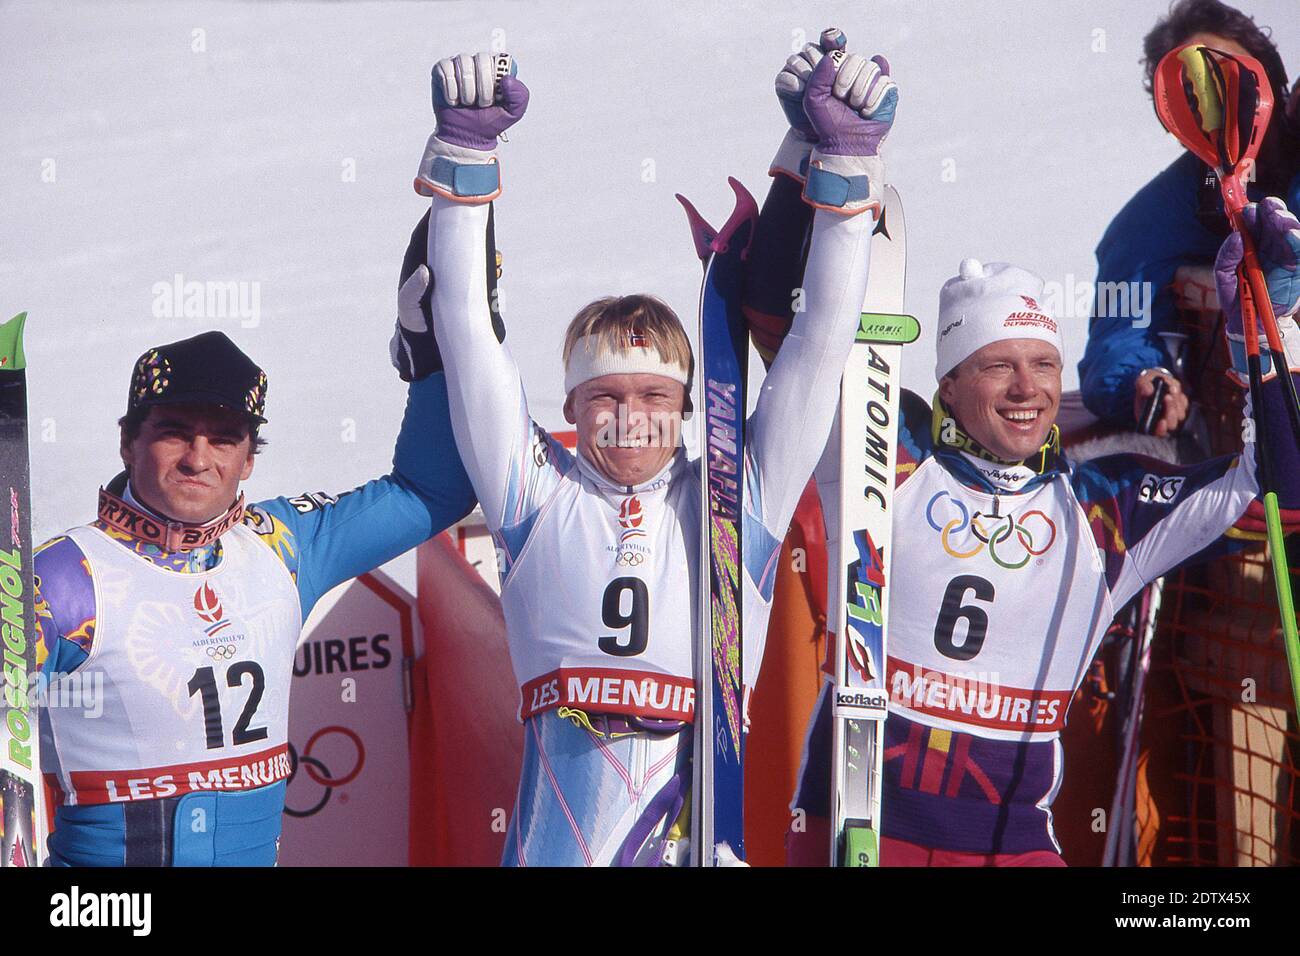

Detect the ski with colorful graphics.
[
  {"left": 813, "top": 188, "right": 917, "bottom": 866},
  {"left": 0, "top": 313, "right": 41, "bottom": 867},
  {"left": 676, "top": 178, "right": 758, "bottom": 866}
]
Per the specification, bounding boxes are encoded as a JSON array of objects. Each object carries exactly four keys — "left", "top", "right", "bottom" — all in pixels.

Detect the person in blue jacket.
[
  {"left": 1077, "top": 0, "right": 1300, "bottom": 432},
  {"left": 32, "top": 216, "right": 496, "bottom": 867}
]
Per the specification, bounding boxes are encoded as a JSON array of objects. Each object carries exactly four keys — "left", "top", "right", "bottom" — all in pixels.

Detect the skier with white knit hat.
[
  {"left": 783, "top": 206, "right": 1300, "bottom": 865},
  {"left": 935, "top": 258, "right": 1064, "bottom": 380}
]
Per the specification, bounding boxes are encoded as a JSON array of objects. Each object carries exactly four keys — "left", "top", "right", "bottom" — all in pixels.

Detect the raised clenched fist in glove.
[
  {"left": 800, "top": 40, "right": 897, "bottom": 216},
  {"left": 776, "top": 28, "right": 848, "bottom": 143},
  {"left": 415, "top": 52, "right": 530, "bottom": 204},
  {"left": 769, "top": 27, "right": 847, "bottom": 181},
  {"left": 806, "top": 51, "right": 897, "bottom": 157}
]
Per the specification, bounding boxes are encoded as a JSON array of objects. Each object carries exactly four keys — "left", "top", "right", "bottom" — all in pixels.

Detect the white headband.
[
  {"left": 563, "top": 333, "right": 690, "bottom": 394},
  {"left": 934, "top": 258, "right": 1064, "bottom": 380}
]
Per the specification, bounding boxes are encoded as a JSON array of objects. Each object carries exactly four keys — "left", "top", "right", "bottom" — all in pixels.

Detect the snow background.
[{"left": 3, "top": 0, "right": 1297, "bottom": 592}]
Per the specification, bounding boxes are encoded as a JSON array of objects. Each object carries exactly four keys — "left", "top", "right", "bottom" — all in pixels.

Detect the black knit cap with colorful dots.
[{"left": 127, "top": 331, "right": 267, "bottom": 424}]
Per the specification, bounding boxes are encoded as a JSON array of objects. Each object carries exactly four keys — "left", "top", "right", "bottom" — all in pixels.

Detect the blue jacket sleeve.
[
  {"left": 247, "top": 372, "right": 476, "bottom": 620},
  {"left": 1078, "top": 152, "right": 1225, "bottom": 425},
  {"left": 896, "top": 388, "right": 934, "bottom": 482}
]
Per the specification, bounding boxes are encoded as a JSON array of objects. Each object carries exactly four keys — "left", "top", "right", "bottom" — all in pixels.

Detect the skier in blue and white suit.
[
  {"left": 400, "top": 39, "right": 896, "bottom": 865},
  {"left": 34, "top": 258, "right": 483, "bottom": 865}
]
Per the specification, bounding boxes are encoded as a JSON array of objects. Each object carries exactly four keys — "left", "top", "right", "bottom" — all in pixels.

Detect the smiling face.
[
  {"left": 938, "top": 339, "right": 1062, "bottom": 462},
  {"left": 564, "top": 373, "right": 686, "bottom": 487},
  {"left": 120, "top": 404, "right": 256, "bottom": 523}
]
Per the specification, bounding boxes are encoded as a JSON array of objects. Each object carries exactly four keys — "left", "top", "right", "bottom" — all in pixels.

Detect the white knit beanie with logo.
[{"left": 934, "top": 258, "right": 1064, "bottom": 380}]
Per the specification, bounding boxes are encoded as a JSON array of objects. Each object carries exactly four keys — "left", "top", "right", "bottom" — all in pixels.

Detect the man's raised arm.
[
  {"left": 404, "top": 53, "right": 545, "bottom": 534},
  {"left": 748, "top": 42, "right": 897, "bottom": 537}
]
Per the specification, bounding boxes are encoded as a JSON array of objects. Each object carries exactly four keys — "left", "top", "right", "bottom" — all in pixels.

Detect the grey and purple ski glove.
[
  {"left": 776, "top": 29, "right": 847, "bottom": 139},
  {"left": 802, "top": 50, "right": 896, "bottom": 216},
  {"left": 805, "top": 52, "right": 896, "bottom": 156},
  {"left": 770, "top": 28, "right": 847, "bottom": 181},
  {"left": 1215, "top": 197, "right": 1300, "bottom": 386},
  {"left": 415, "top": 52, "right": 530, "bottom": 204}
]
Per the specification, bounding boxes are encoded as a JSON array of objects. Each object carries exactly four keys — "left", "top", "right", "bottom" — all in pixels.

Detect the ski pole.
[
  {"left": 1172, "top": 45, "right": 1300, "bottom": 442},
  {"left": 1153, "top": 43, "right": 1300, "bottom": 716},
  {"left": 1240, "top": 281, "right": 1300, "bottom": 717}
]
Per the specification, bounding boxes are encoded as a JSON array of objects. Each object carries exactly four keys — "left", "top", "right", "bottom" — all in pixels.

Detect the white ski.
[{"left": 815, "top": 187, "right": 916, "bottom": 866}]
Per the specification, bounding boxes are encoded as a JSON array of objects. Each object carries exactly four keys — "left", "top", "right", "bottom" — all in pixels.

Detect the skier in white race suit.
[
  {"left": 782, "top": 201, "right": 1300, "bottom": 865},
  {"left": 395, "top": 37, "right": 897, "bottom": 865}
]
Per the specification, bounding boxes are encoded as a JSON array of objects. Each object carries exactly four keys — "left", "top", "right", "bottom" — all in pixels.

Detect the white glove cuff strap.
[
  {"left": 413, "top": 132, "right": 501, "bottom": 203},
  {"left": 769, "top": 130, "right": 814, "bottom": 183},
  {"left": 802, "top": 152, "right": 884, "bottom": 216}
]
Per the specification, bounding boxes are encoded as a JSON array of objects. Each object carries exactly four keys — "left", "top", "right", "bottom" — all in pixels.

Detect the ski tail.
[
  {"left": 675, "top": 194, "right": 717, "bottom": 266},
  {"left": 715, "top": 177, "right": 759, "bottom": 258},
  {"left": 676, "top": 177, "right": 759, "bottom": 268},
  {"left": 0, "top": 313, "right": 27, "bottom": 370}
]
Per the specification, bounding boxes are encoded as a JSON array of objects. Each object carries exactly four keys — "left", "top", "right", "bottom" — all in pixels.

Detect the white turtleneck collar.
[{"left": 573, "top": 446, "right": 686, "bottom": 496}]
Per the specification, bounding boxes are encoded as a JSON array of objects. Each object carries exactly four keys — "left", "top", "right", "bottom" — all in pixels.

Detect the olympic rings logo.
[
  {"left": 925, "top": 491, "right": 1056, "bottom": 570},
  {"left": 285, "top": 725, "right": 366, "bottom": 818},
  {"left": 205, "top": 644, "right": 237, "bottom": 660},
  {"left": 616, "top": 551, "right": 645, "bottom": 567}
]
